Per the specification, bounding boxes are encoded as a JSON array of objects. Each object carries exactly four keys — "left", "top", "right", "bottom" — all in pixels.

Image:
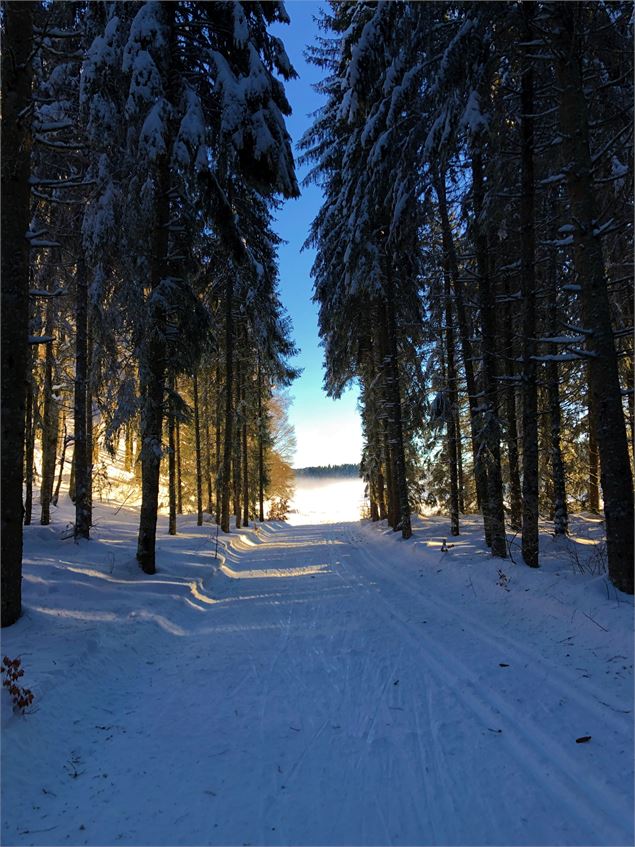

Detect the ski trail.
[{"left": 3, "top": 517, "right": 632, "bottom": 847}]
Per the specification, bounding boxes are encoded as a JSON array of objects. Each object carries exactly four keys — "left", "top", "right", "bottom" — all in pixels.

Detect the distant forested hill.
[{"left": 294, "top": 464, "right": 360, "bottom": 479}]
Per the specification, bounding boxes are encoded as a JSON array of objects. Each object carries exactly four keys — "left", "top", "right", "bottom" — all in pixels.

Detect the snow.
[{"left": 2, "top": 493, "right": 633, "bottom": 846}]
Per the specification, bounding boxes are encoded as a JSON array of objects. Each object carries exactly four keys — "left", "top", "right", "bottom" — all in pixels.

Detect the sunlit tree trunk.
[
  {"left": 221, "top": 273, "right": 235, "bottom": 533},
  {"left": 40, "top": 315, "right": 60, "bottom": 526},
  {"left": 168, "top": 374, "right": 177, "bottom": 536},
  {"left": 74, "top": 258, "right": 90, "bottom": 539},
  {"left": 257, "top": 356, "right": 265, "bottom": 523},
  {"left": 193, "top": 370, "right": 203, "bottom": 527}
]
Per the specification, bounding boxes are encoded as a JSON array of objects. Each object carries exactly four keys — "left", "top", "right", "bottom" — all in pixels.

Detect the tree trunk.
[
  {"left": 587, "top": 379, "right": 600, "bottom": 513},
  {"left": 124, "top": 421, "right": 134, "bottom": 472},
  {"left": 52, "top": 415, "right": 68, "bottom": 507},
  {"left": 546, "top": 360, "right": 568, "bottom": 535},
  {"left": 443, "top": 262, "right": 460, "bottom": 536},
  {"left": 472, "top": 149, "right": 506, "bottom": 558},
  {"left": 23, "top": 349, "right": 37, "bottom": 526},
  {"left": 503, "top": 278, "right": 522, "bottom": 532},
  {"left": 168, "top": 374, "right": 177, "bottom": 536},
  {"left": 242, "top": 366, "right": 249, "bottom": 527},
  {"left": 233, "top": 357, "right": 242, "bottom": 529},
  {"left": 257, "top": 357, "right": 265, "bottom": 523},
  {"left": 456, "top": 410, "right": 465, "bottom": 514},
  {"left": 193, "top": 370, "right": 203, "bottom": 527},
  {"left": 520, "top": 5, "right": 539, "bottom": 568},
  {"left": 176, "top": 415, "right": 183, "bottom": 515},
  {"left": 553, "top": 8, "right": 634, "bottom": 593},
  {"left": 40, "top": 313, "right": 60, "bottom": 526},
  {"left": 546, "top": 248, "right": 568, "bottom": 536},
  {"left": 136, "top": 4, "right": 175, "bottom": 573},
  {"left": 203, "top": 371, "right": 213, "bottom": 515},
  {"left": 86, "top": 315, "right": 94, "bottom": 526},
  {"left": 435, "top": 166, "right": 488, "bottom": 518},
  {"left": 221, "top": 272, "right": 235, "bottom": 533},
  {"left": 383, "top": 276, "right": 412, "bottom": 540},
  {"left": 1, "top": 0, "right": 34, "bottom": 626},
  {"left": 74, "top": 259, "right": 90, "bottom": 539},
  {"left": 215, "top": 362, "right": 222, "bottom": 524}
]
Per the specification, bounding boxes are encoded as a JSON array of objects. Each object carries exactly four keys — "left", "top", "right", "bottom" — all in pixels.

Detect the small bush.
[{"left": 1, "top": 656, "right": 34, "bottom": 713}]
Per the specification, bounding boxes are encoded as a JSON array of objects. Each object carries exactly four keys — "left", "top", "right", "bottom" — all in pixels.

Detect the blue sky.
[{"left": 271, "top": 1, "right": 362, "bottom": 468}]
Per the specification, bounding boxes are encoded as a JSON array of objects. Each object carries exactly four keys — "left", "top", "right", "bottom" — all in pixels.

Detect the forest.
[
  {"left": 1, "top": 0, "right": 633, "bottom": 640},
  {"left": 303, "top": 1, "right": 633, "bottom": 591},
  {"left": 294, "top": 463, "right": 359, "bottom": 478},
  {"left": 2, "top": 1, "right": 301, "bottom": 627},
  {"left": 1, "top": 3, "right": 633, "bottom": 845}
]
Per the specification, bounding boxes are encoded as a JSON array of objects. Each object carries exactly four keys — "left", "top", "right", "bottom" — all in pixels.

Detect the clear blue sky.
[{"left": 271, "top": 1, "right": 362, "bottom": 469}]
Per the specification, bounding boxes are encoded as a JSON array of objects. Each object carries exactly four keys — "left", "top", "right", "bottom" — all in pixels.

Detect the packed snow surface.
[{"left": 2, "top": 496, "right": 633, "bottom": 846}]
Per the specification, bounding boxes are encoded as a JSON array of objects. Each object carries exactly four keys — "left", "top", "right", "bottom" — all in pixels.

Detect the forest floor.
[{"left": 1, "top": 493, "right": 633, "bottom": 847}]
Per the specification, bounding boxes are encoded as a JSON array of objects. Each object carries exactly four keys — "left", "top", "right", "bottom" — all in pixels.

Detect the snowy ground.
[{"left": 1, "top": 493, "right": 633, "bottom": 846}]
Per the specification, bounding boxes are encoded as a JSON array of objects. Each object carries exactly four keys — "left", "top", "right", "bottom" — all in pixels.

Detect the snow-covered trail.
[{"left": 2, "top": 512, "right": 633, "bottom": 846}]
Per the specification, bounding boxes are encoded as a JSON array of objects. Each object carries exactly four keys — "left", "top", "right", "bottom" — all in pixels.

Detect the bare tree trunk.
[
  {"left": 86, "top": 314, "right": 94, "bottom": 526},
  {"left": 435, "top": 166, "right": 488, "bottom": 519},
  {"left": 74, "top": 258, "right": 90, "bottom": 539},
  {"left": 176, "top": 414, "right": 183, "bottom": 516},
  {"left": 168, "top": 374, "right": 177, "bottom": 536},
  {"left": 443, "top": 262, "right": 460, "bottom": 536},
  {"left": 553, "top": 8, "right": 633, "bottom": 593},
  {"left": 23, "top": 348, "right": 37, "bottom": 526},
  {"left": 52, "top": 415, "right": 68, "bottom": 507},
  {"left": 193, "top": 370, "right": 203, "bottom": 527},
  {"left": 241, "top": 366, "right": 249, "bottom": 528},
  {"left": 520, "top": 5, "right": 539, "bottom": 568},
  {"left": 1, "top": 0, "right": 34, "bottom": 625},
  {"left": 587, "top": 379, "right": 600, "bottom": 513},
  {"left": 203, "top": 371, "right": 213, "bottom": 514},
  {"left": 232, "top": 355, "right": 242, "bottom": 529},
  {"left": 136, "top": 5, "right": 175, "bottom": 573},
  {"left": 215, "top": 362, "right": 222, "bottom": 524},
  {"left": 124, "top": 421, "right": 134, "bottom": 473},
  {"left": 221, "top": 271, "right": 235, "bottom": 533},
  {"left": 503, "top": 278, "right": 522, "bottom": 532},
  {"left": 546, "top": 249, "right": 568, "bottom": 536},
  {"left": 472, "top": 149, "right": 506, "bottom": 558},
  {"left": 40, "top": 313, "right": 60, "bottom": 526},
  {"left": 383, "top": 277, "right": 412, "bottom": 540},
  {"left": 456, "top": 410, "right": 465, "bottom": 514},
  {"left": 257, "top": 357, "right": 265, "bottom": 523},
  {"left": 375, "top": 307, "right": 398, "bottom": 528}
]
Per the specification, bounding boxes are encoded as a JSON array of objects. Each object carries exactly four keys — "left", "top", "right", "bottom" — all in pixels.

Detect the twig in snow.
[
  {"left": 19, "top": 827, "right": 57, "bottom": 835},
  {"left": 582, "top": 611, "right": 608, "bottom": 632}
]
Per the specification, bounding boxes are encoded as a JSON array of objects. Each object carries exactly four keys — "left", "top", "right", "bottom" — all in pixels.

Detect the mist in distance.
[{"left": 287, "top": 476, "right": 366, "bottom": 525}]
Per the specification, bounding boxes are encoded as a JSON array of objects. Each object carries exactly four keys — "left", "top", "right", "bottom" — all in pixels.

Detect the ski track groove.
[
  {"left": 6, "top": 518, "right": 632, "bottom": 847},
  {"left": 342, "top": 523, "right": 628, "bottom": 843}
]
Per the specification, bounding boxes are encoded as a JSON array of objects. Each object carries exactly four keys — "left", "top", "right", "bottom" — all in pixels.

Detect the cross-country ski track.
[{"left": 2, "top": 507, "right": 633, "bottom": 846}]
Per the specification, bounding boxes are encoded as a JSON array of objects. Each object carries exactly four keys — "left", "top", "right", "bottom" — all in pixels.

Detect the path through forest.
[{"left": 2, "top": 509, "right": 633, "bottom": 846}]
